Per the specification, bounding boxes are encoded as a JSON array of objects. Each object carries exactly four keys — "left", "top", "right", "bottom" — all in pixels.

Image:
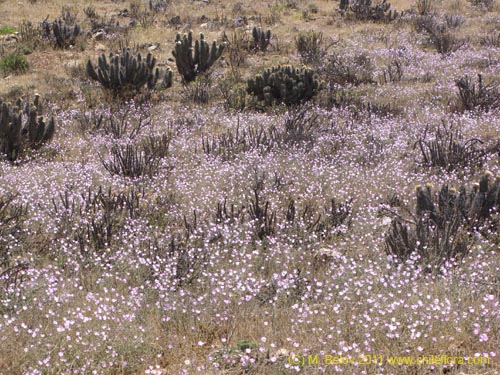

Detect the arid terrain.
[{"left": 1, "top": 0, "right": 500, "bottom": 374}]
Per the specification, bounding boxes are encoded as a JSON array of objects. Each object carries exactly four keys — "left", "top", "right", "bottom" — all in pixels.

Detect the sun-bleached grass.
[{"left": 1, "top": 0, "right": 500, "bottom": 374}]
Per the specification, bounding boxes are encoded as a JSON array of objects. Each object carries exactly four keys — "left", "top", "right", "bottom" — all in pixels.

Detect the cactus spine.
[{"left": 172, "top": 31, "right": 225, "bottom": 83}]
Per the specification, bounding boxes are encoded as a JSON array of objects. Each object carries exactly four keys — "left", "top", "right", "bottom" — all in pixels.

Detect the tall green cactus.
[
  {"left": 247, "top": 65, "right": 320, "bottom": 106},
  {"left": 172, "top": 31, "right": 225, "bottom": 83},
  {"left": 385, "top": 171, "right": 500, "bottom": 266},
  {"left": 86, "top": 48, "right": 173, "bottom": 97},
  {"left": 0, "top": 95, "right": 55, "bottom": 161},
  {"left": 42, "top": 18, "right": 81, "bottom": 49},
  {"left": 251, "top": 27, "right": 271, "bottom": 52}
]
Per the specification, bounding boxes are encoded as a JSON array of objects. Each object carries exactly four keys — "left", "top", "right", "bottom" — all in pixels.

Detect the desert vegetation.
[{"left": 1, "top": 0, "right": 500, "bottom": 374}]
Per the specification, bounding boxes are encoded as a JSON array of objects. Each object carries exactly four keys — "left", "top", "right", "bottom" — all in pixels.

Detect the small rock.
[
  {"left": 92, "top": 30, "right": 106, "bottom": 41},
  {"left": 273, "top": 348, "right": 289, "bottom": 358},
  {"left": 2, "top": 34, "right": 18, "bottom": 42},
  {"left": 147, "top": 43, "right": 160, "bottom": 52},
  {"left": 317, "top": 247, "right": 342, "bottom": 259},
  {"left": 64, "top": 60, "right": 80, "bottom": 69},
  {"left": 379, "top": 216, "right": 392, "bottom": 227}
]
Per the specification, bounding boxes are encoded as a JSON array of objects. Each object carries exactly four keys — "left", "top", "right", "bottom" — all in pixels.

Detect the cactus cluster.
[
  {"left": 172, "top": 31, "right": 225, "bottom": 83},
  {"left": 341, "top": 0, "right": 399, "bottom": 22},
  {"left": 149, "top": 0, "right": 169, "bottom": 12},
  {"left": 0, "top": 95, "right": 55, "bottom": 161},
  {"left": 42, "top": 18, "right": 82, "bottom": 49},
  {"left": 454, "top": 74, "right": 500, "bottom": 112},
  {"left": 251, "top": 27, "right": 272, "bottom": 52},
  {"left": 339, "top": 0, "right": 350, "bottom": 11},
  {"left": 86, "top": 48, "right": 173, "bottom": 97},
  {"left": 246, "top": 65, "right": 320, "bottom": 106},
  {"left": 385, "top": 172, "right": 500, "bottom": 267}
]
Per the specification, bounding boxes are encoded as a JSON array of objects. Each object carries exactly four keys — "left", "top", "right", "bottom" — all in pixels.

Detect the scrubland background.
[{"left": 1, "top": 0, "right": 500, "bottom": 374}]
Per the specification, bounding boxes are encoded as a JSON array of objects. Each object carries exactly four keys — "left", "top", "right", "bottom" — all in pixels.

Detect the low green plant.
[
  {"left": 217, "top": 74, "right": 247, "bottom": 111},
  {"left": 0, "top": 54, "right": 29, "bottom": 75},
  {"left": 0, "top": 26, "right": 17, "bottom": 35},
  {"left": 295, "top": 30, "right": 324, "bottom": 65}
]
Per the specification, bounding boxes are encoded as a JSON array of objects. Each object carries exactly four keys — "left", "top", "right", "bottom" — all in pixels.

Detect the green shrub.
[
  {"left": 295, "top": 30, "right": 325, "bottom": 65},
  {"left": 0, "top": 54, "right": 29, "bottom": 75}
]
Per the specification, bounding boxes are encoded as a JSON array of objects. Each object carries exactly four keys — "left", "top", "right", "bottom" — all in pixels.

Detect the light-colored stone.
[
  {"left": 273, "top": 348, "right": 289, "bottom": 358},
  {"left": 147, "top": 43, "right": 160, "bottom": 52},
  {"left": 2, "top": 34, "right": 18, "bottom": 42},
  {"left": 94, "top": 43, "right": 106, "bottom": 52},
  {"left": 64, "top": 60, "right": 80, "bottom": 69},
  {"left": 317, "top": 247, "right": 342, "bottom": 259},
  {"left": 92, "top": 30, "right": 106, "bottom": 41}
]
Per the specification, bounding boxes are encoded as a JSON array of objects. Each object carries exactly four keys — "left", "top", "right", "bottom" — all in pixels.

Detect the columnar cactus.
[
  {"left": 385, "top": 172, "right": 500, "bottom": 266},
  {"left": 149, "top": 0, "right": 169, "bottom": 12},
  {"left": 0, "top": 95, "right": 55, "bottom": 161},
  {"left": 413, "top": 173, "right": 500, "bottom": 227},
  {"left": 343, "top": 0, "right": 399, "bottom": 21},
  {"left": 251, "top": 27, "right": 271, "bottom": 52},
  {"left": 246, "top": 65, "right": 320, "bottom": 106},
  {"left": 42, "top": 18, "right": 81, "bottom": 49},
  {"left": 172, "top": 31, "right": 225, "bottom": 83},
  {"left": 86, "top": 48, "right": 173, "bottom": 97}
]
